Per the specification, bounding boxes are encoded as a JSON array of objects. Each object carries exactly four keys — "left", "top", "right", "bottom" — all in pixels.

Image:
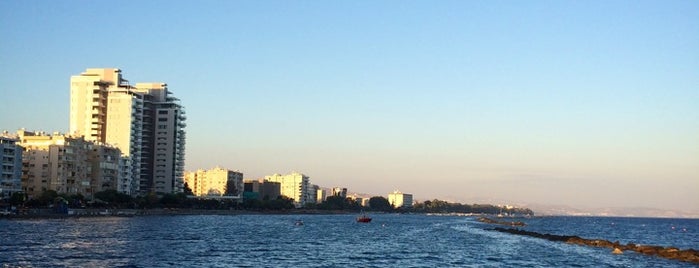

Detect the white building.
[
  {"left": 184, "top": 167, "right": 243, "bottom": 199},
  {"left": 331, "top": 187, "right": 347, "bottom": 198},
  {"left": 0, "top": 133, "right": 23, "bottom": 198},
  {"left": 264, "top": 172, "right": 311, "bottom": 207},
  {"left": 316, "top": 187, "right": 326, "bottom": 203},
  {"left": 388, "top": 190, "right": 413, "bottom": 209},
  {"left": 70, "top": 68, "right": 186, "bottom": 195}
]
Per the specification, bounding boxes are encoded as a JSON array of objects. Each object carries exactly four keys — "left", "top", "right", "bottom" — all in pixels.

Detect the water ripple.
[{"left": 0, "top": 215, "right": 696, "bottom": 267}]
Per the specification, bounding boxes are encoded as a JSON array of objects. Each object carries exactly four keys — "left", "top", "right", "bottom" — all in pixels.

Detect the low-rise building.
[
  {"left": 184, "top": 167, "right": 243, "bottom": 200},
  {"left": 243, "top": 179, "right": 281, "bottom": 200},
  {"left": 18, "top": 130, "right": 92, "bottom": 198}
]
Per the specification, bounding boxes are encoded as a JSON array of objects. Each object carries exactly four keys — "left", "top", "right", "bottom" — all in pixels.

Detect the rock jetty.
[
  {"left": 492, "top": 227, "right": 699, "bottom": 265},
  {"left": 477, "top": 217, "right": 526, "bottom": 227}
]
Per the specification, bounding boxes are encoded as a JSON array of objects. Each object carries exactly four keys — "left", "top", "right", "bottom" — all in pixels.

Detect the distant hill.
[{"left": 527, "top": 203, "right": 699, "bottom": 218}]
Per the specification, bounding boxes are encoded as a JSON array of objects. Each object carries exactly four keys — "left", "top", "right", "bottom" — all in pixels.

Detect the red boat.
[{"left": 356, "top": 213, "right": 372, "bottom": 223}]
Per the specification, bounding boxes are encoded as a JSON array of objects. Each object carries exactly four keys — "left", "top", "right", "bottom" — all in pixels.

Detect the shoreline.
[{"left": 0, "top": 208, "right": 364, "bottom": 219}]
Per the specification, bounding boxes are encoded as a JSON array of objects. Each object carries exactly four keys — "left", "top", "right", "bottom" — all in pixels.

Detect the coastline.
[{"left": 0, "top": 208, "right": 360, "bottom": 219}]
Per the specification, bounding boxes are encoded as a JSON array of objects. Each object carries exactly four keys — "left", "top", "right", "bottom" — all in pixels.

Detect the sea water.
[{"left": 1, "top": 214, "right": 697, "bottom": 267}]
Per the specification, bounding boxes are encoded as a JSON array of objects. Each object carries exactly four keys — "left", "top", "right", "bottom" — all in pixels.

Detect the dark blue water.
[{"left": 1, "top": 214, "right": 697, "bottom": 267}]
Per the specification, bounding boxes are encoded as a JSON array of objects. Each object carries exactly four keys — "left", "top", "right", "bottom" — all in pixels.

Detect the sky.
[{"left": 1, "top": 1, "right": 697, "bottom": 214}]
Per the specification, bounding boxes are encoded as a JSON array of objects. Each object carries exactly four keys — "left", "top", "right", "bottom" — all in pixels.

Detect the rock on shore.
[{"left": 492, "top": 227, "right": 699, "bottom": 264}]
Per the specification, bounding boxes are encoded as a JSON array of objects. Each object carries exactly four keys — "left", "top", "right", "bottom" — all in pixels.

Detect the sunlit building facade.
[
  {"left": 264, "top": 172, "right": 311, "bottom": 207},
  {"left": 17, "top": 131, "right": 92, "bottom": 198},
  {"left": 70, "top": 68, "right": 186, "bottom": 195},
  {"left": 388, "top": 190, "right": 413, "bottom": 209},
  {"left": 184, "top": 167, "right": 243, "bottom": 199}
]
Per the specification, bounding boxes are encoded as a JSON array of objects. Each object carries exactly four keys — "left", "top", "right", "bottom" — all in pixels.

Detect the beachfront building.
[
  {"left": 316, "top": 186, "right": 326, "bottom": 203},
  {"left": 18, "top": 130, "right": 93, "bottom": 198},
  {"left": 89, "top": 144, "right": 124, "bottom": 194},
  {"left": 184, "top": 167, "right": 243, "bottom": 199},
  {"left": 308, "top": 184, "right": 319, "bottom": 205},
  {"left": 388, "top": 190, "right": 414, "bottom": 209},
  {"left": 264, "top": 172, "right": 311, "bottom": 207},
  {"left": 331, "top": 187, "right": 347, "bottom": 198},
  {"left": 243, "top": 179, "right": 281, "bottom": 200},
  {"left": 70, "top": 68, "right": 186, "bottom": 195},
  {"left": 134, "top": 82, "right": 187, "bottom": 194},
  {"left": 0, "top": 133, "right": 23, "bottom": 198}
]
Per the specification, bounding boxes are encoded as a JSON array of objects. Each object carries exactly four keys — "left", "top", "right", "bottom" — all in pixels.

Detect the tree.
[
  {"left": 38, "top": 190, "right": 59, "bottom": 206},
  {"left": 266, "top": 196, "right": 295, "bottom": 210},
  {"left": 183, "top": 182, "right": 194, "bottom": 196},
  {"left": 368, "top": 196, "right": 393, "bottom": 212},
  {"left": 318, "top": 196, "right": 362, "bottom": 211},
  {"left": 160, "top": 193, "right": 186, "bottom": 207},
  {"left": 9, "top": 192, "right": 26, "bottom": 206},
  {"left": 94, "top": 190, "right": 133, "bottom": 207}
]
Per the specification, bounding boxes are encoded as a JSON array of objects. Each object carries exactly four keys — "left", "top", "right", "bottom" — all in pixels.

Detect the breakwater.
[
  {"left": 492, "top": 226, "right": 699, "bottom": 264},
  {"left": 477, "top": 216, "right": 526, "bottom": 226}
]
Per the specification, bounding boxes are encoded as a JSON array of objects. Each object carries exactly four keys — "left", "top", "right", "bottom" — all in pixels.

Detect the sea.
[{"left": 0, "top": 214, "right": 697, "bottom": 267}]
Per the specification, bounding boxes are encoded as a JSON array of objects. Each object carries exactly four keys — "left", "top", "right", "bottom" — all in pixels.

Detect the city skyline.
[{"left": 1, "top": 1, "right": 697, "bottom": 214}]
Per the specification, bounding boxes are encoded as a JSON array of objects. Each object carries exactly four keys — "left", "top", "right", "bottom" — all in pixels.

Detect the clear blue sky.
[{"left": 1, "top": 1, "right": 697, "bottom": 213}]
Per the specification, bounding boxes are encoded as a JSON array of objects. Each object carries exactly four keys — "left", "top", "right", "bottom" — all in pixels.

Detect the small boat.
[
  {"left": 356, "top": 213, "right": 372, "bottom": 223},
  {"left": 295, "top": 220, "right": 304, "bottom": 226}
]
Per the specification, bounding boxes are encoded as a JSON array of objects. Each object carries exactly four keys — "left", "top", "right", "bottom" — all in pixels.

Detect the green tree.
[
  {"left": 94, "top": 190, "right": 133, "bottom": 207},
  {"left": 266, "top": 196, "right": 294, "bottom": 210},
  {"left": 368, "top": 196, "right": 393, "bottom": 212},
  {"left": 38, "top": 190, "right": 59, "bottom": 206},
  {"left": 160, "top": 193, "right": 185, "bottom": 208},
  {"left": 9, "top": 192, "right": 26, "bottom": 206}
]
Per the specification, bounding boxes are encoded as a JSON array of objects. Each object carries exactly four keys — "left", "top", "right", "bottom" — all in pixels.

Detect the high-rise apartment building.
[
  {"left": 264, "top": 172, "right": 311, "bottom": 207},
  {"left": 135, "top": 83, "right": 187, "bottom": 194},
  {"left": 70, "top": 68, "right": 186, "bottom": 195},
  {"left": 184, "top": 167, "right": 243, "bottom": 199},
  {"left": 0, "top": 133, "right": 22, "bottom": 198}
]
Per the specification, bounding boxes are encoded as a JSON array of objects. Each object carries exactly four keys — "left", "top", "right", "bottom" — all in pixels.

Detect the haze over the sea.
[{"left": 1, "top": 1, "right": 697, "bottom": 215}]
